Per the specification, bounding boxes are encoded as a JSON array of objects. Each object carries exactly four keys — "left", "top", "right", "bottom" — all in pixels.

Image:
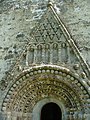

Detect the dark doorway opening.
[{"left": 40, "top": 102, "right": 62, "bottom": 120}]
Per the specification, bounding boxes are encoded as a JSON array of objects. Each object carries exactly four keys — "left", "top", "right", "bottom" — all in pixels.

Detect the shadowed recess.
[{"left": 40, "top": 102, "right": 62, "bottom": 120}]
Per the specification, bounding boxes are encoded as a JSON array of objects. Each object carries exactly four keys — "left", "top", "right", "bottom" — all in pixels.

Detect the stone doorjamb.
[{"left": 32, "top": 97, "right": 66, "bottom": 120}]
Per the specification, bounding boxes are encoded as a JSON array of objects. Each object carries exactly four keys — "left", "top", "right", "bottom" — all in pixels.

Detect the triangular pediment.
[
  {"left": 30, "top": 7, "right": 63, "bottom": 43},
  {"left": 28, "top": 3, "right": 90, "bottom": 78},
  {"left": 1, "top": 2, "right": 90, "bottom": 90}
]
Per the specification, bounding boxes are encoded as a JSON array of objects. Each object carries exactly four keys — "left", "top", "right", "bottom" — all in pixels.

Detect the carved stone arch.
[
  {"left": 44, "top": 43, "right": 50, "bottom": 49},
  {"left": 1, "top": 65, "right": 90, "bottom": 119}
]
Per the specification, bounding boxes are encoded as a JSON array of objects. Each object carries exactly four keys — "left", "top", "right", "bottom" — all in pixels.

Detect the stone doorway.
[{"left": 40, "top": 102, "right": 62, "bottom": 120}]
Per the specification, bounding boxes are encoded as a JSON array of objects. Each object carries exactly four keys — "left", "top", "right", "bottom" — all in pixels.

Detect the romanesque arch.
[
  {"left": 1, "top": 65, "right": 90, "bottom": 119},
  {"left": 0, "top": 2, "right": 90, "bottom": 120}
]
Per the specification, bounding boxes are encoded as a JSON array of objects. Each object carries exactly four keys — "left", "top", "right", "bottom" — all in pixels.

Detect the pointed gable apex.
[
  {"left": 29, "top": 2, "right": 90, "bottom": 78},
  {"left": 30, "top": 2, "right": 63, "bottom": 43},
  {"left": 8, "top": 2, "right": 90, "bottom": 80},
  {"left": 0, "top": 2, "right": 90, "bottom": 91}
]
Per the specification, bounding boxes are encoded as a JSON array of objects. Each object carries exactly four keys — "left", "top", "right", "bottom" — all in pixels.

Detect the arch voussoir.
[{"left": 1, "top": 65, "right": 90, "bottom": 119}]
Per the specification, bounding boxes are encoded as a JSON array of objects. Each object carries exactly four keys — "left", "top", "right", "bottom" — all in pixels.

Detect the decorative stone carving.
[
  {"left": 1, "top": 65, "right": 90, "bottom": 120},
  {"left": 0, "top": 2, "right": 90, "bottom": 120}
]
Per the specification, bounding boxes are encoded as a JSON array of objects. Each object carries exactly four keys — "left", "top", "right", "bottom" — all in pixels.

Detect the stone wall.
[
  {"left": 0, "top": 0, "right": 48, "bottom": 80},
  {"left": 0, "top": 0, "right": 90, "bottom": 119},
  {"left": 0, "top": 0, "right": 90, "bottom": 81}
]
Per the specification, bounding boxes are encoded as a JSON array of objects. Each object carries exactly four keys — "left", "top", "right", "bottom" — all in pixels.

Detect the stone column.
[
  {"left": 7, "top": 113, "right": 11, "bottom": 120},
  {"left": 58, "top": 44, "right": 62, "bottom": 63},
  {"left": 42, "top": 47, "right": 45, "bottom": 64},
  {"left": 67, "top": 43, "right": 70, "bottom": 64},
  {"left": 26, "top": 48, "right": 29, "bottom": 66},
  {"left": 0, "top": 112, "right": 6, "bottom": 120},
  {"left": 50, "top": 44, "right": 53, "bottom": 64},
  {"left": 12, "top": 116, "right": 17, "bottom": 120},
  {"left": 33, "top": 46, "right": 37, "bottom": 64}
]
